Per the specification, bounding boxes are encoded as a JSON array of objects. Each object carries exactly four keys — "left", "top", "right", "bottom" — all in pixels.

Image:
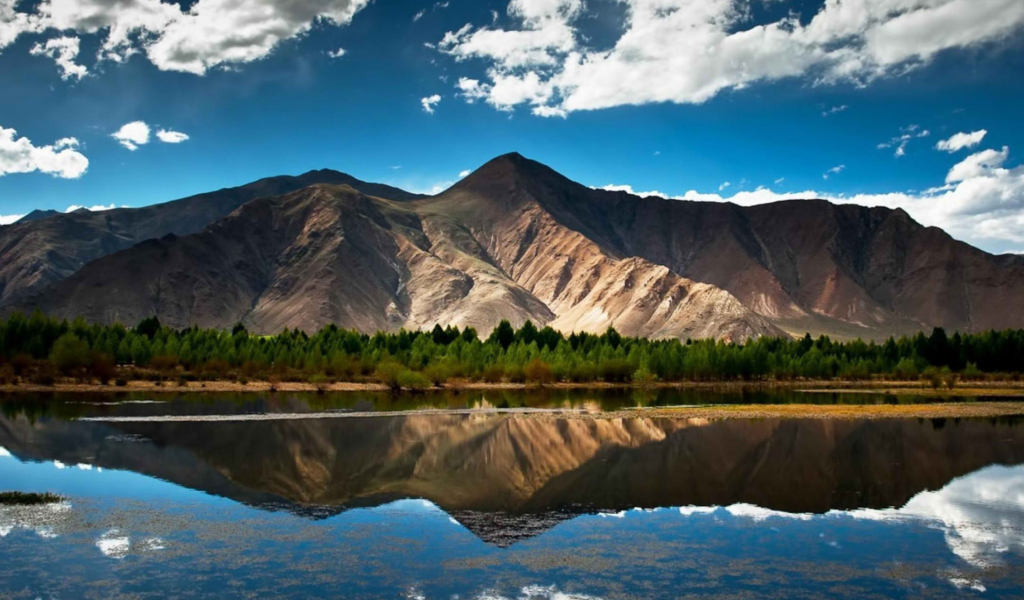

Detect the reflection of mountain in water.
[{"left": 2, "top": 413, "right": 1023, "bottom": 545}]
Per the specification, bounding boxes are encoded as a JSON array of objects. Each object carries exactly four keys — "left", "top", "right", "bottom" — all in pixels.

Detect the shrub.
[
  {"left": 598, "top": 359, "right": 633, "bottom": 383},
  {"left": 396, "top": 369, "right": 431, "bottom": 391},
  {"left": 505, "top": 365, "right": 525, "bottom": 383},
  {"left": 423, "top": 364, "right": 450, "bottom": 387},
  {"left": 481, "top": 365, "right": 505, "bottom": 383},
  {"left": 115, "top": 377, "right": 128, "bottom": 387},
  {"left": 89, "top": 352, "right": 116, "bottom": 384},
  {"left": 568, "top": 363, "right": 596, "bottom": 383},
  {"left": 149, "top": 354, "right": 179, "bottom": 372},
  {"left": 50, "top": 333, "right": 90, "bottom": 375},
  {"left": 374, "top": 361, "right": 405, "bottom": 391},
  {"left": 633, "top": 364, "right": 656, "bottom": 388},
  {"left": 524, "top": 359, "right": 554, "bottom": 385},
  {"left": 922, "top": 366, "right": 942, "bottom": 389}
]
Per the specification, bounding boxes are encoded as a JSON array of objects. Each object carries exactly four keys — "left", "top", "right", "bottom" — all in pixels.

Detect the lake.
[{"left": 2, "top": 391, "right": 1024, "bottom": 599}]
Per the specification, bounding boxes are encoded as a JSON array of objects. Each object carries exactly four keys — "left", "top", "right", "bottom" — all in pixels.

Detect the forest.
[{"left": 1, "top": 312, "right": 1022, "bottom": 389}]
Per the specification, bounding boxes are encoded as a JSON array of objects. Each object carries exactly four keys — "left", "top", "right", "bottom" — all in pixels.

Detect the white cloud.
[
  {"left": 879, "top": 124, "right": 930, "bottom": 157},
  {"left": 436, "top": 0, "right": 1024, "bottom": 116},
  {"left": 29, "top": 35, "right": 86, "bottom": 80},
  {"left": 413, "top": 9, "right": 425, "bottom": 22},
  {"left": 327, "top": 47, "right": 346, "bottom": 59},
  {"left": 155, "top": 128, "right": 188, "bottom": 143},
  {"left": 64, "top": 203, "right": 118, "bottom": 212},
  {"left": 937, "top": 130, "right": 988, "bottom": 153},
  {"left": 945, "top": 146, "right": 1007, "bottom": 183},
  {"left": 0, "top": 214, "right": 20, "bottom": 225},
  {"left": 774, "top": 177, "right": 785, "bottom": 185},
  {"left": 1, "top": 0, "right": 372, "bottom": 75},
  {"left": 718, "top": 181, "right": 730, "bottom": 191},
  {"left": 111, "top": 120, "right": 150, "bottom": 150},
  {"left": 421, "top": 94, "right": 441, "bottom": 114},
  {"left": 822, "top": 104, "right": 848, "bottom": 117},
  {"left": 823, "top": 164, "right": 845, "bottom": 179},
  {"left": 597, "top": 145, "right": 1024, "bottom": 252},
  {"left": 458, "top": 169, "right": 471, "bottom": 178},
  {"left": 0, "top": 125, "right": 88, "bottom": 179}
]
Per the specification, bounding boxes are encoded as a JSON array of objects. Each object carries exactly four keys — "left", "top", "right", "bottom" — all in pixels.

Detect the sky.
[{"left": 1, "top": 0, "right": 1024, "bottom": 253}]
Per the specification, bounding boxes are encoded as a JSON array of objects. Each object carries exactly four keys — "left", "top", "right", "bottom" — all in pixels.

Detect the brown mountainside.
[
  {"left": 0, "top": 169, "right": 423, "bottom": 307},
  {"left": 6, "top": 153, "right": 1024, "bottom": 339}
]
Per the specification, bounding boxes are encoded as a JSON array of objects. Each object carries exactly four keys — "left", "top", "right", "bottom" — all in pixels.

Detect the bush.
[
  {"left": 568, "top": 363, "right": 596, "bottom": 383},
  {"left": 423, "top": 364, "right": 450, "bottom": 387},
  {"left": 115, "top": 377, "right": 128, "bottom": 387},
  {"left": 524, "top": 359, "right": 554, "bottom": 385},
  {"left": 374, "top": 361, "right": 405, "bottom": 391},
  {"left": 149, "top": 354, "right": 179, "bottom": 372},
  {"left": 505, "top": 365, "right": 525, "bottom": 383},
  {"left": 396, "top": 369, "right": 431, "bottom": 391},
  {"left": 50, "top": 333, "right": 90, "bottom": 375},
  {"left": 922, "top": 366, "right": 942, "bottom": 389},
  {"left": 89, "top": 351, "right": 116, "bottom": 384},
  {"left": 481, "top": 365, "right": 505, "bottom": 383},
  {"left": 633, "top": 364, "right": 656, "bottom": 388},
  {"left": 598, "top": 359, "right": 633, "bottom": 383}
]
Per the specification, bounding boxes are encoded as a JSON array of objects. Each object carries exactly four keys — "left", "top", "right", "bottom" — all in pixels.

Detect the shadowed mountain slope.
[{"left": 0, "top": 169, "right": 423, "bottom": 307}]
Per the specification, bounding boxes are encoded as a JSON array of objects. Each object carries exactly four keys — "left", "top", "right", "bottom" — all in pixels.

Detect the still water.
[{"left": 2, "top": 391, "right": 1024, "bottom": 599}]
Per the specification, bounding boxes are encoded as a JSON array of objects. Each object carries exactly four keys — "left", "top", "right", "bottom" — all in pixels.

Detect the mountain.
[
  {"left": 0, "top": 169, "right": 423, "bottom": 307},
  {"left": 16, "top": 209, "right": 61, "bottom": 223},
  {"left": 6, "top": 153, "right": 1024, "bottom": 339}
]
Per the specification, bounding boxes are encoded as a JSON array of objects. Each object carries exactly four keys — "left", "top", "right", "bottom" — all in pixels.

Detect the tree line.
[{"left": 1, "top": 311, "right": 1022, "bottom": 388}]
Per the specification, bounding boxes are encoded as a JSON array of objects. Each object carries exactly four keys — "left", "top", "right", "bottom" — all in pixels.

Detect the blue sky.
[{"left": 2, "top": 0, "right": 1024, "bottom": 253}]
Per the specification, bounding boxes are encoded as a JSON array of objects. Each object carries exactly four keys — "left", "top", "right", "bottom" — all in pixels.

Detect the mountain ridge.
[{"left": 3, "top": 153, "right": 1023, "bottom": 340}]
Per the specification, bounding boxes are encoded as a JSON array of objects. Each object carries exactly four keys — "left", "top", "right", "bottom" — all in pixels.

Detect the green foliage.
[
  {"left": 2, "top": 313, "right": 1024, "bottom": 387},
  {"left": 49, "top": 333, "right": 90, "bottom": 375}
]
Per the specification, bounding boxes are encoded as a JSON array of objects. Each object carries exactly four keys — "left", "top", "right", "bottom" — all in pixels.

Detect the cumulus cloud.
[
  {"left": 937, "top": 130, "right": 988, "bottom": 153},
  {"left": 327, "top": 47, "right": 346, "bottom": 59},
  {"left": 436, "top": 0, "right": 1024, "bottom": 116},
  {"left": 155, "top": 128, "right": 188, "bottom": 143},
  {"left": 0, "top": 125, "right": 88, "bottom": 178},
  {"left": 111, "top": 120, "right": 150, "bottom": 150},
  {"left": 112, "top": 122, "right": 189, "bottom": 148},
  {"left": 598, "top": 145, "right": 1024, "bottom": 252},
  {"left": 421, "top": 94, "right": 441, "bottom": 114},
  {"left": 1, "top": 0, "right": 372, "bottom": 75},
  {"left": 458, "top": 169, "right": 471, "bottom": 178},
  {"left": 29, "top": 35, "right": 86, "bottom": 79}
]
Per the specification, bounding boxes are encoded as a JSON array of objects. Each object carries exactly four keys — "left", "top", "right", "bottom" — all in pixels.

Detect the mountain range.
[{"left": 3, "top": 152, "right": 1023, "bottom": 340}]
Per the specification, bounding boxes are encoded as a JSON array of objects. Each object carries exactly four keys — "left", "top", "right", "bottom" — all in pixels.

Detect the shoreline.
[
  {"left": 54, "top": 402, "right": 1024, "bottom": 421},
  {"left": 1, "top": 379, "right": 1023, "bottom": 396}
]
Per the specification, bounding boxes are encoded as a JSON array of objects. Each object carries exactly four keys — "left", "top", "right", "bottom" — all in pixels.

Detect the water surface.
[{"left": 2, "top": 391, "right": 1023, "bottom": 599}]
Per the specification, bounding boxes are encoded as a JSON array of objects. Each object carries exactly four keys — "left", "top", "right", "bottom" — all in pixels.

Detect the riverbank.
[{"left": 2, "top": 378, "right": 1023, "bottom": 395}]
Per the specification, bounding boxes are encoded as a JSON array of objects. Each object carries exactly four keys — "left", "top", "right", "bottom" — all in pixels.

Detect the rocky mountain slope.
[
  {"left": 0, "top": 170, "right": 422, "bottom": 307},
  {"left": 4, "top": 153, "right": 1024, "bottom": 339}
]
